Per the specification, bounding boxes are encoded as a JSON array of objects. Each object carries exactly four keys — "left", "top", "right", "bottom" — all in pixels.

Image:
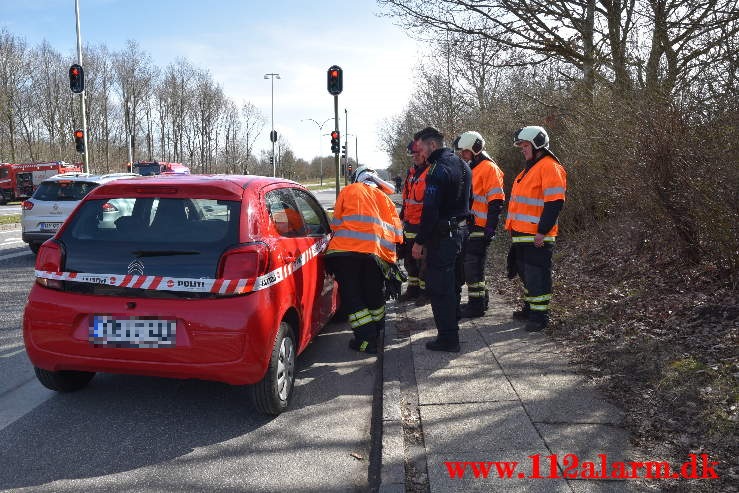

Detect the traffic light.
[
  {"left": 347, "top": 163, "right": 353, "bottom": 175},
  {"left": 327, "top": 65, "right": 343, "bottom": 96},
  {"left": 69, "top": 64, "right": 84, "bottom": 93},
  {"left": 74, "top": 129, "right": 85, "bottom": 153},
  {"left": 341, "top": 144, "right": 347, "bottom": 159},
  {"left": 270, "top": 156, "right": 274, "bottom": 165},
  {"left": 330, "top": 130, "right": 340, "bottom": 154}
]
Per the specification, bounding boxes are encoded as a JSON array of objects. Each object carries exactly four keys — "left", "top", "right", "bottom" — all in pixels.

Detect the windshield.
[
  {"left": 61, "top": 197, "right": 241, "bottom": 281},
  {"left": 33, "top": 181, "right": 98, "bottom": 201},
  {"left": 134, "top": 163, "right": 162, "bottom": 176}
]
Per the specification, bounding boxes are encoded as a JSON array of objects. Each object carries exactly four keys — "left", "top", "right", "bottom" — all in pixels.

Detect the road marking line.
[
  {"left": 0, "top": 377, "right": 54, "bottom": 433},
  {"left": 0, "top": 250, "right": 32, "bottom": 261},
  {"left": 0, "top": 348, "right": 25, "bottom": 358},
  {"left": 2, "top": 239, "right": 24, "bottom": 244}
]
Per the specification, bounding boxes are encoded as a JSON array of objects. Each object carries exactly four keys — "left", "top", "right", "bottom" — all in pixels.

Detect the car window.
[
  {"left": 292, "top": 189, "right": 329, "bottom": 236},
  {"left": 33, "top": 181, "right": 98, "bottom": 201},
  {"left": 265, "top": 189, "right": 305, "bottom": 237},
  {"left": 67, "top": 197, "right": 239, "bottom": 244}
]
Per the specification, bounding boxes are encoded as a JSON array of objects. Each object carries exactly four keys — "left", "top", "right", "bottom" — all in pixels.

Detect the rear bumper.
[
  {"left": 22, "top": 231, "right": 54, "bottom": 244},
  {"left": 23, "top": 285, "right": 281, "bottom": 385}
]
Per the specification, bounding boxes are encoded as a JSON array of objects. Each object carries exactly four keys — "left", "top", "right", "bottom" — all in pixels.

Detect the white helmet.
[
  {"left": 513, "top": 126, "right": 549, "bottom": 150},
  {"left": 456, "top": 131, "right": 485, "bottom": 155},
  {"left": 351, "top": 165, "right": 395, "bottom": 194},
  {"left": 351, "top": 165, "right": 374, "bottom": 184}
]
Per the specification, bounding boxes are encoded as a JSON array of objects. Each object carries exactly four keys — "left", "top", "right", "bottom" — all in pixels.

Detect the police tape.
[{"left": 35, "top": 236, "right": 330, "bottom": 295}]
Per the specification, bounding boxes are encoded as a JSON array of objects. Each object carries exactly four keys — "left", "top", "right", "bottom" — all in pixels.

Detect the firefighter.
[
  {"left": 454, "top": 131, "right": 505, "bottom": 318},
  {"left": 411, "top": 127, "right": 471, "bottom": 352},
  {"left": 398, "top": 140, "right": 429, "bottom": 305},
  {"left": 326, "top": 166, "right": 403, "bottom": 353},
  {"left": 506, "top": 126, "right": 567, "bottom": 332}
]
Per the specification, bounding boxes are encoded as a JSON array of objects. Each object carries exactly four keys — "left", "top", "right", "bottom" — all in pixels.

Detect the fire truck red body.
[{"left": 0, "top": 161, "right": 84, "bottom": 204}]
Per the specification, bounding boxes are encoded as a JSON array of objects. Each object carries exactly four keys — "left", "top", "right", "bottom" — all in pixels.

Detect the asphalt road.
[{"left": 0, "top": 224, "right": 377, "bottom": 492}]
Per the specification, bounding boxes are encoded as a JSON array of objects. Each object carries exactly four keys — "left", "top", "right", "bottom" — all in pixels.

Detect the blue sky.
[{"left": 0, "top": 0, "right": 421, "bottom": 168}]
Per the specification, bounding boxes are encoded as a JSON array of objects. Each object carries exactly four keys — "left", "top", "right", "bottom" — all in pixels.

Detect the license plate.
[
  {"left": 89, "top": 316, "right": 177, "bottom": 348},
  {"left": 39, "top": 222, "right": 62, "bottom": 233}
]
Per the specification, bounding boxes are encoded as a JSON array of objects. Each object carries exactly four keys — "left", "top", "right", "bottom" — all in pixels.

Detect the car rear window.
[
  {"left": 33, "top": 181, "right": 98, "bottom": 201},
  {"left": 58, "top": 198, "right": 241, "bottom": 290}
]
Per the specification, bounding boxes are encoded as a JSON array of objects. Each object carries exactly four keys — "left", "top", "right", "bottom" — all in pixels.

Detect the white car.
[{"left": 21, "top": 172, "right": 138, "bottom": 253}]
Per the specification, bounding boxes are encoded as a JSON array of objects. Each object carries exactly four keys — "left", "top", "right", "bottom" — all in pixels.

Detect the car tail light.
[
  {"left": 102, "top": 202, "right": 118, "bottom": 212},
  {"left": 35, "top": 240, "right": 65, "bottom": 290},
  {"left": 21, "top": 200, "right": 34, "bottom": 210},
  {"left": 217, "top": 242, "right": 270, "bottom": 281}
]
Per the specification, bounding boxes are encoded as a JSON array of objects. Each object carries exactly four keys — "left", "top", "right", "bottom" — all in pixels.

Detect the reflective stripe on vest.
[
  {"left": 403, "top": 166, "right": 429, "bottom": 226},
  {"left": 504, "top": 155, "right": 566, "bottom": 236},
  {"left": 470, "top": 159, "right": 505, "bottom": 227},
  {"left": 328, "top": 183, "right": 402, "bottom": 263},
  {"left": 511, "top": 235, "right": 556, "bottom": 243}
]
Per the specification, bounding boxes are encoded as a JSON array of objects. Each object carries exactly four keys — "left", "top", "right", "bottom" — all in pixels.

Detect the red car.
[{"left": 23, "top": 175, "right": 337, "bottom": 415}]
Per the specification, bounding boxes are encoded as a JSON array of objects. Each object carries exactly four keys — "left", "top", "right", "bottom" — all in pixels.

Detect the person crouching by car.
[{"left": 326, "top": 166, "right": 403, "bottom": 354}]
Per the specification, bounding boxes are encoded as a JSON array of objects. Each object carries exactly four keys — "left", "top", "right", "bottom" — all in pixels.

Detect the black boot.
[
  {"left": 349, "top": 323, "right": 379, "bottom": 354},
  {"left": 425, "top": 337, "right": 460, "bottom": 352},
  {"left": 460, "top": 297, "right": 486, "bottom": 318},
  {"left": 525, "top": 312, "right": 548, "bottom": 332}
]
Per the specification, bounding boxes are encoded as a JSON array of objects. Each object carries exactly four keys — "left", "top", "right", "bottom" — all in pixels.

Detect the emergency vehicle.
[
  {"left": 0, "top": 161, "right": 83, "bottom": 204},
  {"left": 129, "top": 161, "right": 190, "bottom": 176}
]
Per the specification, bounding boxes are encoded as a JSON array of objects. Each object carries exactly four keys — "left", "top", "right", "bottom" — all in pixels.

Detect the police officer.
[
  {"left": 398, "top": 140, "right": 429, "bottom": 305},
  {"left": 326, "top": 166, "right": 402, "bottom": 353},
  {"left": 505, "top": 126, "right": 567, "bottom": 332},
  {"left": 454, "top": 131, "right": 505, "bottom": 318},
  {"left": 411, "top": 127, "right": 471, "bottom": 352}
]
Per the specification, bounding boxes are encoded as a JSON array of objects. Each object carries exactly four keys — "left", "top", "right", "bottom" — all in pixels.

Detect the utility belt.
[{"left": 433, "top": 216, "right": 469, "bottom": 238}]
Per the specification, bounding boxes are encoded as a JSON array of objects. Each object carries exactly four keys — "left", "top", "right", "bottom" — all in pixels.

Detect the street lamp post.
[
  {"left": 264, "top": 73, "right": 280, "bottom": 177},
  {"left": 301, "top": 117, "right": 333, "bottom": 186}
]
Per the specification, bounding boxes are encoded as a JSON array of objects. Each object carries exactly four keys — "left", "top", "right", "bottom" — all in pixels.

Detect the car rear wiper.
[{"left": 131, "top": 250, "right": 200, "bottom": 257}]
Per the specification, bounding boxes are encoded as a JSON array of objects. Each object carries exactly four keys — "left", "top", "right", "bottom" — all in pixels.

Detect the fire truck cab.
[
  {"left": 130, "top": 161, "right": 190, "bottom": 176},
  {"left": 0, "top": 161, "right": 83, "bottom": 204}
]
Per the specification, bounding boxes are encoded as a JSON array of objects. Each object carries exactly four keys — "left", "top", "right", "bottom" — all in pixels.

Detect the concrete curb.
[{"left": 379, "top": 306, "right": 406, "bottom": 492}]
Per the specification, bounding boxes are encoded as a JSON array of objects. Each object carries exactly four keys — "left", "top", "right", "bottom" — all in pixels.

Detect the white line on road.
[
  {"left": 0, "top": 377, "right": 54, "bottom": 433},
  {"left": 0, "top": 250, "right": 32, "bottom": 261},
  {"left": 0, "top": 348, "right": 25, "bottom": 358}
]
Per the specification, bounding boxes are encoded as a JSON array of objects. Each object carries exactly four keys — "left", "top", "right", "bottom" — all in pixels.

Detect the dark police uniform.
[{"left": 415, "top": 147, "right": 471, "bottom": 349}]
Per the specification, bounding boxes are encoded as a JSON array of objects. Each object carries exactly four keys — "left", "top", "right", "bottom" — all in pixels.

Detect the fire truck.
[
  {"left": 129, "top": 161, "right": 190, "bottom": 176},
  {"left": 0, "top": 161, "right": 83, "bottom": 204}
]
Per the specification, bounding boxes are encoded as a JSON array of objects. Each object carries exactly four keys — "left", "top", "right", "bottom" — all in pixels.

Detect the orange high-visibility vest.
[
  {"left": 470, "top": 159, "right": 505, "bottom": 228},
  {"left": 402, "top": 165, "right": 428, "bottom": 229},
  {"left": 505, "top": 155, "right": 567, "bottom": 236},
  {"left": 328, "top": 182, "right": 403, "bottom": 263}
]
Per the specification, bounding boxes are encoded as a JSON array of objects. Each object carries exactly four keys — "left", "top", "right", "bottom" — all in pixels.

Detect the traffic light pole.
[
  {"left": 333, "top": 95, "right": 340, "bottom": 201},
  {"left": 344, "top": 108, "right": 348, "bottom": 187},
  {"left": 74, "top": 0, "right": 89, "bottom": 173}
]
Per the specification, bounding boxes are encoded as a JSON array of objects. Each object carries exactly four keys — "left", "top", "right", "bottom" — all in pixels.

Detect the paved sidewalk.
[{"left": 380, "top": 293, "right": 653, "bottom": 492}]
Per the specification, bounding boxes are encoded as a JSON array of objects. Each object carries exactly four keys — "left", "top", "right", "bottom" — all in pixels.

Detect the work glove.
[{"left": 484, "top": 227, "right": 495, "bottom": 244}]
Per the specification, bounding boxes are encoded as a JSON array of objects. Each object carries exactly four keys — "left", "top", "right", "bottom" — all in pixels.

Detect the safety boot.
[
  {"left": 425, "top": 337, "right": 460, "bottom": 352},
  {"left": 348, "top": 338, "right": 378, "bottom": 354},
  {"left": 460, "top": 297, "right": 486, "bottom": 318},
  {"left": 524, "top": 313, "right": 548, "bottom": 332},
  {"left": 398, "top": 285, "right": 420, "bottom": 302}
]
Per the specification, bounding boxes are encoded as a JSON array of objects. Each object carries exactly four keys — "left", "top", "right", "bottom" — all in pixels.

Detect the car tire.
[
  {"left": 34, "top": 367, "right": 95, "bottom": 392},
  {"left": 251, "top": 321, "right": 296, "bottom": 415},
  {"left": 28, "top": 243, "right": 40, "bottom": 254}
]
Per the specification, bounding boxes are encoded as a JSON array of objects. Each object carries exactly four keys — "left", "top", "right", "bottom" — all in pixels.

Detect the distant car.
[
  {"left": 24, "top": 174, "right": 338, "bottom": 415},
  {"left": 21, "top": 172, "right": 138, "bottom": 254}
]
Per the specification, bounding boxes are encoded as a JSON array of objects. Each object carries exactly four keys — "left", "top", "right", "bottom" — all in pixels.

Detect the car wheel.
[
  {"left": 28, "top": 243, "right": 40, "bottom": 254},
  {"left": 34, "top": 367, "right": 95, "bottom": 392},
  {"left": 251, "top": 321, "right": 296, "bottom": 415}
]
